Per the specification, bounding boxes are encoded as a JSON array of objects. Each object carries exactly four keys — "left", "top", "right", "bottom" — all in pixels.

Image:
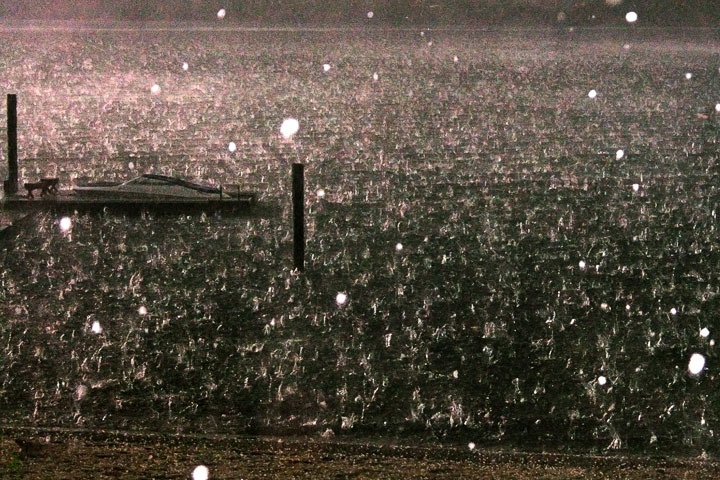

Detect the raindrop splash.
[{"left": 75, "top": 384, "right": 88, "bottom": 401}]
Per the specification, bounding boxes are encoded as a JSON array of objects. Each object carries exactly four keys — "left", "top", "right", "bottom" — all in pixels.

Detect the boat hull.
[{"left": 1, "top": 191, "right": 258, "bottom": 214}]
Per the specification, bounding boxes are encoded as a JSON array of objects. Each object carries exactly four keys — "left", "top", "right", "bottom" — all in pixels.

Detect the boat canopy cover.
[{"left": 130, "top": 174, "right": 221, "bottom": 194}]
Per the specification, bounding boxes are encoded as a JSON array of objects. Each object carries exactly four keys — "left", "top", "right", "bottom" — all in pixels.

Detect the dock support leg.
[
  {"left": 4, "top": 93, "right": 18, "bottom": 195},
  {"left": 292, "top": 163, "right": 305, "bottom": 272}
]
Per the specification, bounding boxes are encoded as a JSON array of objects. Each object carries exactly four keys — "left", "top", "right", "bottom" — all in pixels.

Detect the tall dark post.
[
  {"left": 292, "top": 163, "right": 305, "bottom": 272},
  {"left": 4, "top": 94, "right": 18, "bottom": 195}
]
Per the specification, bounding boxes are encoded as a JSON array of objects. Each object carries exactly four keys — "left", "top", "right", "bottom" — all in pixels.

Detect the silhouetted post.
[
  {"left": 292, "top": 163, "right": 305, "bottom": 272},
  {"left": 4, "top": 94, "right": 18, "bottom": 195}
]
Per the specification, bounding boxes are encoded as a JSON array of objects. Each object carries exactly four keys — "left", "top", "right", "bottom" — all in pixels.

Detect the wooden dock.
[{"left": 1, "top": 190, "right": 257, "bottom": 214}]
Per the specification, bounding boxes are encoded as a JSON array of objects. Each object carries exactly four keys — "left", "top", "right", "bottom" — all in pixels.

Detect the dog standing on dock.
[{"left": 24, "top": 178, "right": 59, "bottom": 199}]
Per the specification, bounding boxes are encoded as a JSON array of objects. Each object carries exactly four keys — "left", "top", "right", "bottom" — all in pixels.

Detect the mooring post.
[
  {"left": 4, "top": 93, "right": 18, "bottom": 195},
  {"left": 292, "top": 163, "right": 305, "bottom": 272}
]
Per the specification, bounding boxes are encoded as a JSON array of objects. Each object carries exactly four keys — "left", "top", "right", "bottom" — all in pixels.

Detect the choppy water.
[{"left": 0, "top": 26, "right": 719, "bottom": 452}]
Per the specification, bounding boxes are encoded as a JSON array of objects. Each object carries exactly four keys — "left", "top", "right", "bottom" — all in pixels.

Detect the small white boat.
[{"left": 73, "top": 174, "right": 238, "bottom": 200}]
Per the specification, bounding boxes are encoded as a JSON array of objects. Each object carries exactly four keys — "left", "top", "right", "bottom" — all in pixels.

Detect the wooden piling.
[
  {"left": 292, "top": 163, "right": 305, "bottom": 272},
  {"left": 4, "top": 93, "right": 18, "bottom": 195}
]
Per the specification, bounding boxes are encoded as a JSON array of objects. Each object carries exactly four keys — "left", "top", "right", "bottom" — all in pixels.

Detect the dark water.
[{"left": 0, "top": 26, "right": 719, "bottom": 452}]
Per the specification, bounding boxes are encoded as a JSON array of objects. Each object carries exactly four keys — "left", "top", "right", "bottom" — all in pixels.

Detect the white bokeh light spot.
[
  {"left": 91, "top": 321, "right": 102, "bottom": 334},
  {"left": 616, "top": 149, "right": 624, "bottom": 160},
  {"left": 316, "top": 188, "right": 325, "bottom": 198},
  {"left": 685, "top": 72, "right": 693, "bottom": 80},
  {"left": 625, "top": 11, "right": 638, "bottom": 23},
  {"left": 336, "top": 292, "right": 348, "bottom": 306},
  {"left": 182, "top": 62, "right": 189, "bottom": 71},
  {"left": 373, "top": 72, "right": 379, "bottom": 82},
  {"left": 468, "top": 442, "right": 476, "bottom": 451},
  {"left": 367, "top": 11, "right": 374, "bottom": 18},
  {"left": 280, "top": 118, "right": 299, "bottom": 139},
  {"left": 59, "top": 216, "right": 72, "bottom": 232},
  {"left": 138, "top": 305, "right": 148, "bottom": 316},
  {"left": 192, "top": 465, "right": 209, "bottom": 480},
  {"left": 670, "top": 307, "right": 677, "bottom": 315},
  {"left": 217, "top": 8, "right": 226, "bottom": 19},
  {"left": 588, "top": 89, "right": 597, "bottom": 99},
  {"left": 395, "top": 242, "right": 403, "bottom": 252},
  {"left": 716, "top": 103, "right": 720, "bottom": 113},
  {"left": 598, "top": 376, "right": 607, "bottom": 386},
  {"left": 579, "top": 260, "right": 586, "bottom": 270},
  {"left": 228, "top": 142, "right": 237, "bottom": 153},
  {"left": 632, "top": 183, "right": 640, "bottom": 192},
  {"left": 150, "top": 84, "right": 161, "bottom": 95},
  {"left": 323, "top": 63, "right": 331, "bottom": 72},
  {"left": 688, "top": 353, "right": 706, "bottom": 375},
  {"left": 700, "top": 327, "right": 710, "bottom": 338}
]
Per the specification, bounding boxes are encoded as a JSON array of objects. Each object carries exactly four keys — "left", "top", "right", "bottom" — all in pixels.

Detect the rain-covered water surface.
[{"left": 0, "top": 26, "right": 719, "bottom": 453}]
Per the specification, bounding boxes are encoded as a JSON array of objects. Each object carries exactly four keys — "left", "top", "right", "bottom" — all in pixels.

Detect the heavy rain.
[{"left": 1, "top": 0, "right": 720, "bottom": 478}]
